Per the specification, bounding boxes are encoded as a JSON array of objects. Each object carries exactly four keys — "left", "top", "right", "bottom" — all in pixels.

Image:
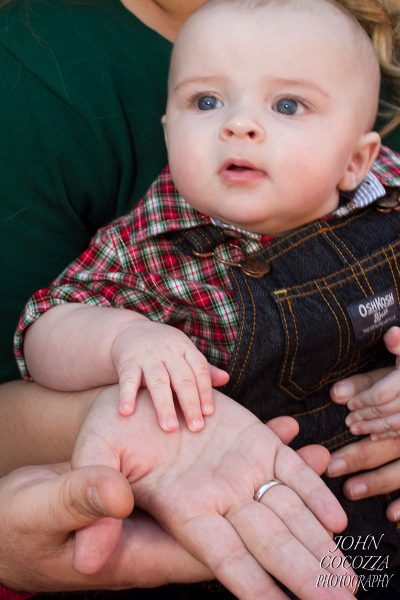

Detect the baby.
[
  {"left": 14, "top": 0, "right": 400, "bottom": 592},
  {"left": 16, "top": 0, "right": 400, "bottom": 436}
]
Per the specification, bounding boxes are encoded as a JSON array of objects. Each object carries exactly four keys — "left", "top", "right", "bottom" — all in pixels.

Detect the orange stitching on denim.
[
  {"left": 230, "top": 275, "right": 257, "bottom": 391},
  {"left": 387, "top": 245, "right": 400, "bottom": 303},
  {"left": 313, "top": 281, "right": 345, "bottom": 388},
  {"left": 276, "top": 247, "right": 400, "bottom": 300},
  {"left": 276, "top": 291, "right": 295, "bottom": 399},
  {"left": 266, "top": 210, "right": 400, "bottom": 264},
  {"left": 285, "top": 297, "right": 300, "bottom": 392},
  {"left": 292, "top": 400, "right": 332, "bottom": 417},
  {"left": 227, "top": 269, "right": 247, "bottom": 385},
  {"left": 276, "top": 279, "right": 343, "bottom": 397},
  {"left": 285, "top": 282, "right": 343, "bottom": 395},
  {"left": 321, "top": 430, "right": 356, "bottom": 450},
  {"left": 321, "top": 223, "right": 371, "bottom": 297},
  {"left": 320, "top": 281, "right": 351, "bottom": 358},
  {"left": 275, "top": 279, "right": 378, "bottom": 398},
  {"left": 263, "top": 215, "right": 357, "bottom": 263}
]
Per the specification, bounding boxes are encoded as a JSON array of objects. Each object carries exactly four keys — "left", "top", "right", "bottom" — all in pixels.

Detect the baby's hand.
[
  {"left": 111, "top": 318, "right": 229, "bottom": 432},
  {"left": 330, "top": 325, "right": 400, "bottom": 441}
]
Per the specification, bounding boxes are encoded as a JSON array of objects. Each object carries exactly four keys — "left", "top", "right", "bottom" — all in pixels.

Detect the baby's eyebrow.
[
  {"left": 267, "top": 77, "right": 331, "bottom": 99},
  {"left": 172, "top": 75, "right": 226, "bottom": 92}
]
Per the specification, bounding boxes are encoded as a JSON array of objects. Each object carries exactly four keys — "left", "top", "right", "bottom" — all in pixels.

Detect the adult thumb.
[{"left": 22, "top": 464, "right": 134, "bottom": 535}]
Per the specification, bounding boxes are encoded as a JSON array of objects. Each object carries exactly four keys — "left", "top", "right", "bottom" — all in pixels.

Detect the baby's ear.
[
  {"left": 161, "top": 114, "right": 168, "bottom": 147},
  {"left": 338, "top": 131, "right": 381, "bottom": 191}
]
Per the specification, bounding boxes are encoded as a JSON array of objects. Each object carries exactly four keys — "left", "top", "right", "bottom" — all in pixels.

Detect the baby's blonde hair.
[{"left": 334, "top": 0, "right": 400, "bottom": 136}]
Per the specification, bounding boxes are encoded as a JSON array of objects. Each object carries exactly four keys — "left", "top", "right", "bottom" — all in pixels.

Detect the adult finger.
[
  {"left": 341, "top": 459, "right": 400, "bottom": 501},
  {"left": 266, "top": 415, "right": 299, "bottom": 444},
  {"left": 267, "top": 417, "right": 330, "bottom": 476},
  {"left": 227, "top": 501, "right": 355, "bottom": 599},
  {"left": 386, "top": 497, "right": 400, "bottom": 522},
  {"left": 275, "top": 445, "right": 348, "bottom": 533},
  {"left": 327, "top": 436, "right": 400, "bottom": 477},
  {"left": 297, "top": 445, "right": 331, "bottom": 477},
  {"left": 176, "top": 511, "right": 291, "bottom": 600}
]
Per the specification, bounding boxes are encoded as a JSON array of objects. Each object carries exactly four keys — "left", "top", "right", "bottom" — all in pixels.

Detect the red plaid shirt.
[
  {"left": 0, "top": 588, "right": 32, "bottom": 600},
  {"left": 15, "top": 145, "right": 400, "bottom": 377}
]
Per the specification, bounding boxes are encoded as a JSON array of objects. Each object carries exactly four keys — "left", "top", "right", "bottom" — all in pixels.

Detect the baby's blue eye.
[
  {"left": 196, "top": 95, "right": 222, "bottom": 110},
  {"left": 275, "top": 98, "right": 300, "bottom": 115}
]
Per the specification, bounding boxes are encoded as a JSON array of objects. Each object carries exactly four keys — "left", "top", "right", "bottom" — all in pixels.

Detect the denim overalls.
[{"left": 173, "top": 197, "right": 400, "bottom": 598}]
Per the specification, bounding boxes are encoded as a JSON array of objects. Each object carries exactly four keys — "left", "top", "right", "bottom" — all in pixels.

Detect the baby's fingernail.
[
  {"left": 333, "top": 381, "right": 354, "bottom": 398},
  {"left": 327, "top": 457, "right": 347, "bottom": 477},
  {"left": 189, "top": 418, "right": 204, "bottom": 432},
  {"left": 202, "top": 404, "right": 214, "bottom": 415},
  {"left": 120, "top": 403, "right": 133, "bottom": 415},
  {"left": 164, "top": 417, "right": 179, "bottom": 431},
  {"left": 347, "top": 482, "right": 367, "bottom": 500}
]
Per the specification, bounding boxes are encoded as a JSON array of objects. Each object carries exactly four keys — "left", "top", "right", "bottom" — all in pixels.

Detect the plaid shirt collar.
[{"left": 136, "top": 145, "right": 400, "bottom": 244}]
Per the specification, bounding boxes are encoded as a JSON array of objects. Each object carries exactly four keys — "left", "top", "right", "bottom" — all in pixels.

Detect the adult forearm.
[{"left": 0, "top": 380, "right": 101, "bottom": 474}]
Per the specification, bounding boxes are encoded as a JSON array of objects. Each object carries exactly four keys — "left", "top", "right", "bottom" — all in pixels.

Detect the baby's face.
[{"left": 164, "top": 0, "right": 380, "bottom": 236}]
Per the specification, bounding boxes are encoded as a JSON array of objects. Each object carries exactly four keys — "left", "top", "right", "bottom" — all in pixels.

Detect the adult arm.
[{"left": 0, "top": 380, "right": 99, "bottom": 474}]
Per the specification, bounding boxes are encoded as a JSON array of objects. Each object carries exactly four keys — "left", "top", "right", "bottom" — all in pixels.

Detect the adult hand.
[
  {"left": 328, "top": 435, "right": 400, "bottom": 521},
  {"left": 331, "top": 326, "right": 400, "bottom": 440},
  {"left": 0, "top": 462, "right": 210, "bottom": 592},
  {"left": 73, "top": 386, "right": 356, "bottom": 600},
  {"left": 330, "top": 360, "right": 400, "bottom": 522}
]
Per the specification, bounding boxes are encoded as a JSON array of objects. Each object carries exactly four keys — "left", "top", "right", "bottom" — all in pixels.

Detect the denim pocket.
[{"left": 273, "top": 241, "right": 400, "bottom": 401}]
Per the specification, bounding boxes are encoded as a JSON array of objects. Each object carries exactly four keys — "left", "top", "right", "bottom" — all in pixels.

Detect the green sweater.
[{"left": 0, "top": 0, "right": 170, "bottom": 381}]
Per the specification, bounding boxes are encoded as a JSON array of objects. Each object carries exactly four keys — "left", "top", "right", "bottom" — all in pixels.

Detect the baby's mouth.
[
  {"left": 219, "top": 160, "right": 266, "bottom": 184},
  {"left": 227, "top": 164, "right": 253, "bottom": 171}
]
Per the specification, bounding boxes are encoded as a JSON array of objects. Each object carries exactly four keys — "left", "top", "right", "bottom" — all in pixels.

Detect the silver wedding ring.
[{"left": 254, "top": 479, "right": 283, "bottom": 502}]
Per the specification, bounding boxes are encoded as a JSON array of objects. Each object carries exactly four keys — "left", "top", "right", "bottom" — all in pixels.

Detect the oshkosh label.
[{"left": 347, "top": 287, "right": 400, "bottom": 340}]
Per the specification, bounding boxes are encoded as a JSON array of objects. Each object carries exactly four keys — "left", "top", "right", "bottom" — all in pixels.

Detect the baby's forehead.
[{"left": 171, "top": 0, "right": 377, "bottom": 75}]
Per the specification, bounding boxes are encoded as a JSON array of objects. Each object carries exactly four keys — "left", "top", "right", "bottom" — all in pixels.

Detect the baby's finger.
[
  {"left": 165, "top": 358, "right": 204, "bottom": 432},
  {"left": 383, "top": 326, "right": 400, "bottom": 366},
  {"left": 142, "top": 362, "right": 179, "bottom": 432},
  {"left": 117, "top": 363, "right": 142, "bottom": 416},
  {"left": 347, "top": 411, "right": 400, "bottom": 437},
  {"left": 347, "top": 369, "right": 400, "bottom": 411},
  {"left": 347, "top": 396, "right": 400, "bottom": 425},
  {"left": 370, "top": 430, "right": 400, "bottom": 442},
  {"left": 330, "top": 368, "right": 391, "bottom": 404},
  {"left": 209, "top": 364, "right": 230, "bottom": 387},
  {"left": 185, "top": 350, "right": 215, "bottom": 416}
]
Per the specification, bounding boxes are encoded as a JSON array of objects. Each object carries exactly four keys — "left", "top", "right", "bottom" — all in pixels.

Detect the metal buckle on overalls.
[
  {"left": 193, "top": 241, "right": 270, "bottom": 278},
  {"left": 375, "top": 192, "right": 400, "bottom": 213}
]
